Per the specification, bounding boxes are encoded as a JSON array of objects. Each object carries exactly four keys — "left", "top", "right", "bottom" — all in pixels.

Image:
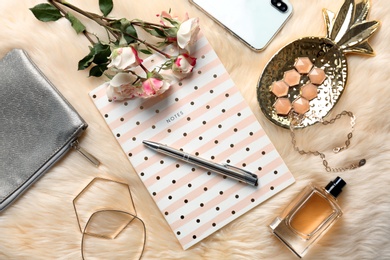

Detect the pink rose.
[
  {"left": 172, "top": 53, "right": 197, "bottom": 79},
  {"left": 106, "top": 73, "right": 141, "bottom": 101},
  {"left": 141, "top": 77, "right": 170, "bottom": 98},
  {"left": 177, "top": 17, "right": 200, "bottom": 52},
  {"left": 108, "top": 46, "right": 143, "bottom": 71}
]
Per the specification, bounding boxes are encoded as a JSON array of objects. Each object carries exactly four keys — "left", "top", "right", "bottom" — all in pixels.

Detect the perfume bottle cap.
[{"left": 325, "top": 176, "right": 346, "bottom": 198}]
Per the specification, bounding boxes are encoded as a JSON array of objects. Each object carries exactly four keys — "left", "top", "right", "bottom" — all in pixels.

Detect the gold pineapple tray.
[{"left": 257, "top": 0, "right": 379, "bottom": 129}]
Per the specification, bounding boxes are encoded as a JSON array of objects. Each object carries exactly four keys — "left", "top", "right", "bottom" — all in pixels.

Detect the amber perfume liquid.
[{"left": 270, "top": 177, "right": 346, "bottom": 258}]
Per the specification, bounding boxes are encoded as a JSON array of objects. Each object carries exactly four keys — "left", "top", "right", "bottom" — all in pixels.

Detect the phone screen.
[{"left": 190, "top": 0, "right": 293, "bottom": 51}]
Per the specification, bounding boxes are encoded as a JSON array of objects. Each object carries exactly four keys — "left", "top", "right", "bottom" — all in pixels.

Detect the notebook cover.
[{"left": 89, "top": 35, "right": 295, "bottom": 249}]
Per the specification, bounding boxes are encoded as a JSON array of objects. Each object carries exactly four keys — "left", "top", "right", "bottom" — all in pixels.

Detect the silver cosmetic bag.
[{"left": 0, "top": 49, "right": 87, "bottom": 211}]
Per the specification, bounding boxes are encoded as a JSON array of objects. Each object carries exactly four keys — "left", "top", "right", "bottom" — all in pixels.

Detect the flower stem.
[
  {"left": 48, "top": 0, "right": 95, "bottom": 45},
  {"left": 50, "top": 0, "right": 120, "bottom": 41},
  {"left": 48, "top": 0, "right": 66, "bottom": 16},
  {"left": 49, "top": 0, "right": 172, "bottom": 58},
  {"left": 139, "top": 63, "right": 149, "bottom": 74},
  {"left": 122, "top": 31, "right": 172, "bottom": 59},
  {"left": 83, "top": 31, "right": 96, "bottom": 45},
  {"left": 132, "top": 21, "right": 171, "bottom": 30}
]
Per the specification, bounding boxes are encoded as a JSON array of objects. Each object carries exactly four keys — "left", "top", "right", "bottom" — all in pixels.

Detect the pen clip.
[{"left": 221, "top": 163, "right": 258, "bottom": 178}]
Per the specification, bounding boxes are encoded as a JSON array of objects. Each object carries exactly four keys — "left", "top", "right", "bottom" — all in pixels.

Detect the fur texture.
[{"left": 1, "top": 0, "right": 390, "bottom": 259}]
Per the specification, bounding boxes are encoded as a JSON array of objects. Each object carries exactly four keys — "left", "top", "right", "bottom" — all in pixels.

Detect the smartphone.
[{"left": 190, "top": 0, "right": 293, "bottom": 51}]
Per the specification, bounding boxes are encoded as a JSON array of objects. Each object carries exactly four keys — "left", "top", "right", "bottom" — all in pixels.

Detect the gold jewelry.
[
  {"left": 73, "top": 177, "right": 146, "bottom": 259},
  {"left": 289, "top": 110, "right": 366, "bottom": 172},
  {"left": 81, "top": 209, "right": 146, "bottom": 260}
]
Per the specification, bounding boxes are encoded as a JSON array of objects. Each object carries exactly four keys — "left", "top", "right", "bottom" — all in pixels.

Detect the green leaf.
[
  {"left": 78, "top": 43, "right": 111, "bottom": 72},
  {"left": 99, "top": 0, "right": 113, "bottom": 17},
  {"left": 144, "top": 28, "right": 166, "bottom": 38},
  {"left": 139, "top": 49, "right": 153, "bottom": 55},
  {"left": 125, "top": 24, "right": 137, "bottom": 38},
  {"left": 92, "top": 43, "right": 111, "bottom": 64},
  {"left": 65, "top": 13, "right": 86, "bottom": 34},
  {"left": 162, "top": 17, "right": 179, "bottom": 27},
  {"left": 110, "top": 18, "right": 130, "bottom": 30},
  {"left": 30, "top": 3, "right": 62, "bottom": 22},
  {"left": 110, "top": 18, "right": 138, "bottom": 44},
  {"left": 124, "top": 24, "right": 138, "bottom": 44},
  {"left": 154, "top": 28, "right": 166, "bottom": 38},
  {"left": 164, "top": 27, "right": 178, "bottom": 38},
  {"left": 89, "top": 64, "right": 108, "bottom": 77},
  {"left": 78, "top": 52, "right": 94, "bottom": 70}
]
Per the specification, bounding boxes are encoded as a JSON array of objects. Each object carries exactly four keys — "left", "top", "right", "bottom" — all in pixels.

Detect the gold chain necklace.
[{"left": 289, "top": 111, "right": 366, "bottom": 172}]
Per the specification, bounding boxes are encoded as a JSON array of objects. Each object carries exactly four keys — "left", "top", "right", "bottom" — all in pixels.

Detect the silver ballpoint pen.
[{"left": 143, "top": 140, "right": 258, "bottom": 186}]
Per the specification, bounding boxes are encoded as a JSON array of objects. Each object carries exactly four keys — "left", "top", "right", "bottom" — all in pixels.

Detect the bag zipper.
[{"left": 71, "top": 140, "right": 100, "bottom": 167}]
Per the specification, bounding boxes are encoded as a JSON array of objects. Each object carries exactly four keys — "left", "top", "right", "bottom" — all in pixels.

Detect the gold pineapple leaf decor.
[{"left": 257, "top": 0, "right": 380, "bottom": 128}]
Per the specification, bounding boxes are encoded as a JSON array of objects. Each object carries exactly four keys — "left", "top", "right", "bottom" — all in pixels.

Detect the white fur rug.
[{"left": 1, "top": 0, "right": 390, "bottom": 259}]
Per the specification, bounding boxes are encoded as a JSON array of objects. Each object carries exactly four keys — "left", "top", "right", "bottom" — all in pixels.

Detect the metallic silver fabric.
[{"left": 0, "top": 49, "right": 87, "bottom": 211}]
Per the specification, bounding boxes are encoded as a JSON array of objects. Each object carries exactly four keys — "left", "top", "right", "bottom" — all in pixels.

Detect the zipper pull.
[{"left": 71, "top": 140, "right": 100, "bottom": 167}]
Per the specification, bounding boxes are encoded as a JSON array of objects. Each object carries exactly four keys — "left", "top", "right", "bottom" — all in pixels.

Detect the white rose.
[
  {"left": 106, "top": 73, "right": 140, "bottom": 101},
  {"left": 108, "top": 47, "right": 142, "bottom": 71},
  {"left": 176, "top": 17, "right": 200, "bottom": 52}
]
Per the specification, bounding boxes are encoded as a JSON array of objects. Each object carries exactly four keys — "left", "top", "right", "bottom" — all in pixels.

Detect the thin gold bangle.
[{"left": 80, "top": 209, "right": 146, "bottom": 260}]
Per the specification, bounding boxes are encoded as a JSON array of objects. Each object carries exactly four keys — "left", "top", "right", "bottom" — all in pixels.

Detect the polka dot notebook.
[{"left": 89, "top": 35, "right": 295, "bottom": 249}]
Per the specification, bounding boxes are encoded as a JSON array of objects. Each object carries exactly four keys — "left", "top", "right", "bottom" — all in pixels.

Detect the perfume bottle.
[{"left": 270, "top": 177, "right": 346, "bottom": 258}]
